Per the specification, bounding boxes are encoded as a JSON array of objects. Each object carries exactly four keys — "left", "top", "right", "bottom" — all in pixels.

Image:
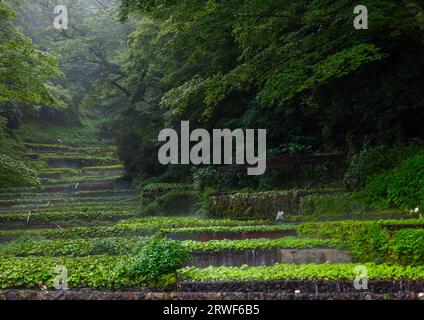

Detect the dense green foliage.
[
  {"left": 0, "top": 216, "right": 267, "bottom": 240},
  {"left": 0, "top": 221, "right": 149, "bottom": 241},
  {"left": 348, "top": 223, "right": 389, "bottom": 263},
  {"left": 126, "top": 237, "right": 190, "bottom": 285},
  {"left": 0, "top": 2, "right": 60, "bottom": 106},
  {"left": 0, "top": 1, "right": 61, "bottom": 189},
  {"left": 300, "top": 193, "right": 365, "bottom": 216},
  {"left": 297, "top": 219, "right": 424, "bottom": 264},
  {"left": 361, "top": 152, "right": 424, "bottom": 209},
  {"left": 162, "top": 225, "right": 294, "bottom": 234},
  {"left": 1, "top": 0, "right": 423, "bottom": 295},
  {"left": 184, "top": 237, "right": 343, "bottom": 252},
  {"left": 296, "top": 219, "right": 424, "bottom": 238},
  {"left": 0, "top": 255, "right": 134, "bottom": 289},
  {"left": 37, "top": 154, "right": 117, "bottom": 167},
  {"left": 142, "top": 183, "right": 193, "bottom": 193},
  {"left": 0, "top": 237, "right": 139, "bottom": 257},
  {"left": 388, "top": 229, "right": 424, "bottom": 265},
  {"left": 1, "top": 257, "right": 422, "bottom": 290},
  {"left": 0, "top": 208, "right": 135, "bottom": 224},
  {"left": 0, "top": 153, "right": 41, "bottom": 188},
  {"left": 140, "top": 191, "right": 199, "bottom": 216},
  {"left": 297, "top": 192, "right": 418, "bottom": 221},
  {"left": 0, "top": 236, "right": 340, "bottom": 257},
  {"left": 343, "top": 145, "right": 420, "bottom": 190},
  {"left": 114, "top": 0, "right": 424, "bottom": 186}
]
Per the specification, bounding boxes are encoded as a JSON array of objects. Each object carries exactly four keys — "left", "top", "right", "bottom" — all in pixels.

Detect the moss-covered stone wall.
[{"left": 208, "top": 190, "right": 338, "bottom": 219}]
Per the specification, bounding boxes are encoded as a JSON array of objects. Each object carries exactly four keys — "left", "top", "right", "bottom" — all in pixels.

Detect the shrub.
[
  {"left": 127, "top": 237, "right": 190, "bottom": 285},
  {"left": 183, "top": 237, "right": 343, "bottom": 251},
  {"left": 90, "top": 238, "right": 122, "bottom": 255},
  {"left": 348, "top": 223, "right": 389, "bottom": 263},
  {"left": 343, "top": 145, "right": 418, "bottom": 190},
  {"left": 362, "top": 152, "right": 424, "bottom": 209},
  {"left": 142, "top": 183, "right": 192, "bottom": 193},
  {"left": 192, "top": 166, "right": 219, "bottom": 190},
  {"left": 139, "top": 191, "right": 199, "bottom": 216},
  {"left": 388, "top": 229, "right": 424, "bottom": 266},
  {"left": 195, "top": 187, "right": 217, "bottom": 216},
  {"left": 297, "top": 220, "right": 424, "bottom": 264},
  {"left": 299, "top": 193, "right": 366, "bottom": 216},
  {"left": 0, "top": 153, "right": 41, "bottom": 188}
]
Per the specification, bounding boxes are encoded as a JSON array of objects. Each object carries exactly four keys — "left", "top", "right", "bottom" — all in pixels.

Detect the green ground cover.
[
  {"left": 0, "top": 237, "right": 343, "bottom": 257},
  {"left": 0, "top": 210, "right": 135, "bottom": 224},
  {"left": 296, "top": 219, "right": 424, "bottom": 265},
  {"left": 1, "top": 257, "right": 423, "bottom": 290},
  {"left": 162, "top": 225, "right": 295, "bottom": 233},
  {"left": 180, "top": 263, "right": 424, "bottom": 282},
  {"left": 0, "top": 217, "right": 268, "bottom": 240}
]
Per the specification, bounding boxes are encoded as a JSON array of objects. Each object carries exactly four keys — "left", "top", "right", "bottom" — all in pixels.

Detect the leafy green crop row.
[
  {"left": 0, "top": 189, "right": 132, "bottom": 199},
  {"left": 0, "top": 217, "right": 268, "bottom": 240},
  {"left": 40, "top": 167, "right": 82, "bottom": 176},
  {"left": 142, "top": 183, "right": 193, "bottom": 193},
  {"left": 1, "top": 257, "right": 423, "bottom": 290},
  {"left": 3, "top": 229, "right": 420, "bottom": 266},
  {"left": 183, "top": 237, "right": 344, "bottom": 251},
  {"left": 0, "top": 225, "right": 152, "bottom": 241},
  {"left": 0, "top": 256, "right": 132, "bottom": 290},
  {"left": 42, "top": 175, "right": 122, "bottom": 184},
  {"left": 37, "top": 154, "right": 117, "bottom": 167},
  {"left": 24, "top": 142, "right": 115, "bottom": 154},
  {"left": 0, "top": 210, "right": 135, "bottom": 223},
  {"left": 162, "top": 225, "right": 295, "bottom": 233},
  {"left": 1, "top": 202, "right": 138, "bottom": 214},
  {"left": 0, "top": 199, "right": 22, "bottom": 205},
  {"left": 0, "top": 237, "right": 344, "bottom": 257},
  {"left": 180, "top": 263, "right": 424, "bottom": 282},
  {"left": 120, "top": 217, "right": 268, "bottom": 228},
  {"left": 82, "top": 165, "right": 124, "bottom": 170},
  {"left": 0, "top": 196, "right": 134, "bottom": 207},
  {"left": 0, "top": 237, "right": 141, "bottom": 257}
]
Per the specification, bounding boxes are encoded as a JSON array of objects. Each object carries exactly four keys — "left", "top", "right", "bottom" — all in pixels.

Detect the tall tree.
[
  {"left": 116, "top": 0, "right": 424, "bottom": 180},
  {"left": 0, "top": 1, "right": 60, "bottom": 106}
]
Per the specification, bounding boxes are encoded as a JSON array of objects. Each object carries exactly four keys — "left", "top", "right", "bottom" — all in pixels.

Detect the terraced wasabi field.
[{"left": 0, "top": 142, "right": 423, "bottom": 300}]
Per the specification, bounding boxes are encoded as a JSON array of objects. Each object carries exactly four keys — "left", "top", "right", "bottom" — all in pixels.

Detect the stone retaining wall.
[
  {"left": 208, "top": 190, "right": 339, "bottom": 219},
  {"left": 2, "top": 280, "right": 423, "bottom": 300},
  {"left": 188, "top": 248, "right": 352, "bottom": 267}
]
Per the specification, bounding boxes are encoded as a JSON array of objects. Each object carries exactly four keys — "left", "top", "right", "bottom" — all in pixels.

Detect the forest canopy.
[
  {"left": 113, "top": 0, "right": 424, "bottom": 182},
  {"left": 0, "top": 0, "right": 423, "bottom": 193},
  {"left": 0, "top": 1, "right": 60, "bottom": 106}
]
